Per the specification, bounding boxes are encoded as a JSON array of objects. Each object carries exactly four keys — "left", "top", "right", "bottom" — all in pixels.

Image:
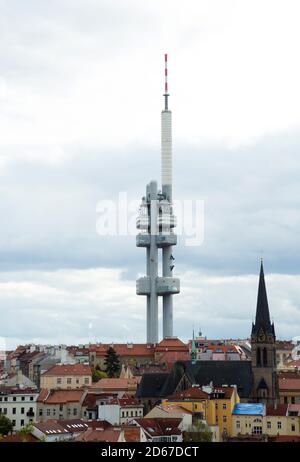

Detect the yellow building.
[
  {"left": 162, "top": 385, "right": 240, "bottom": 437},
  {"left": 40, "top": 363, "right": 92, "bottom": 389},
  {"left": 231, "top": 403, "right": 300, "bottom": 438}
]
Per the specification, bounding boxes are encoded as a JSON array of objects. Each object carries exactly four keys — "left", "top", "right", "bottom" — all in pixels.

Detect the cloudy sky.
[{"left": 1, "top": 0, "right": 300, "bottom": 349}]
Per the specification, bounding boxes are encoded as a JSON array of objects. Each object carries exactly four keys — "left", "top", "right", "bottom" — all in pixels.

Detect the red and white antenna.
[{"left": 164, "top": 53, "right": 169, "bottom": 110}]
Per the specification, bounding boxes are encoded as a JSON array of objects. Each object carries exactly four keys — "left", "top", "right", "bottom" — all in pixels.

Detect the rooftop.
[
  {"left": 41, "top": 363, "right": 92, "bottom": 377},
  {"left": 37, "top": 389, "right": 85, "bottom": 404},
  {"left": 233, "top": 403, "right": 265, "bottom": 415}
]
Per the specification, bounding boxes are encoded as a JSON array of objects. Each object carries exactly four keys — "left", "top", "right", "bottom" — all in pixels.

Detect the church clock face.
[{"left": 258, "top": 332, "right": 266, "bottom": 342}]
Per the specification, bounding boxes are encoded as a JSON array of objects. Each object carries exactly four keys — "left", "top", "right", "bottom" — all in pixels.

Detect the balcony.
[
  {"left": 136, "top": 277, "right": 180, "bottom": 296},
  {"left": 136, "top": 233, "right": 150, "bottom": 247},
  {"left": 136, "top": 277, "right": 150, "bottom": 295},
  {"left": 156, "top": 234, "right": 177, "bottom": 247},
  {"left": 156, "top": 277, "right": 180, "bottom": 295}
]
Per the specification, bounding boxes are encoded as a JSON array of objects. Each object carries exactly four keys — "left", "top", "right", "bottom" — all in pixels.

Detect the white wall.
[{"left": 98, "top": 404, "right": 120, "bottom": 425}]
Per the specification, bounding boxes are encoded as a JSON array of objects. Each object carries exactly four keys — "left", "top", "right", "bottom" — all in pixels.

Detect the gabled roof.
[
  {"left": 257, "top": 377, "right": 268, "bottom": 390},
  {"left": 136, "top": 373, "right": 169, "bottom": 398}
]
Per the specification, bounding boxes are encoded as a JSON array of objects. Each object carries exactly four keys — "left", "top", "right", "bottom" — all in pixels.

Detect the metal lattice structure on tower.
[{"left": 136, "top": 54, "right": 180, "bottom": 343}]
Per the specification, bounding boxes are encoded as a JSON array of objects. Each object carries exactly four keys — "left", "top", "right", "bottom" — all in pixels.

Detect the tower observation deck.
[{"left": 136, "top": 54, "right": 180, "bottom": 343}]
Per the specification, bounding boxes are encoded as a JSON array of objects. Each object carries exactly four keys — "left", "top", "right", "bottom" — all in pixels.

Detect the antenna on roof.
[{"left": 163, "top": 53, "right": 169, "bottom": 111}]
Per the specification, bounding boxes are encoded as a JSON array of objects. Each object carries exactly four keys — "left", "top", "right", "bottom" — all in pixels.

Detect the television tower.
[{"left": 136, "top": 54, "right": 180, "bottom": 343}]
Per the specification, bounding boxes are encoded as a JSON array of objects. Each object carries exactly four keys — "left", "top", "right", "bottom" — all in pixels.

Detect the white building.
[
  {"left": 98, "top": 396, "right": 144, "bottom": 425},
  {"left": 0, "top": 387, "right": 39, "bottom": 431}
]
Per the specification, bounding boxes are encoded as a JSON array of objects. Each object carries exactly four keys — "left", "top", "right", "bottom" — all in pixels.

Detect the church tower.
[{"left": 251, "top": 261, "right": 278, "bottom": 404}]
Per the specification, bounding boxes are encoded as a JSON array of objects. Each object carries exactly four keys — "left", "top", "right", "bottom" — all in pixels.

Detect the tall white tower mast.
[{"left": 136, "top": 54, "right": 180, "bottom": 343}]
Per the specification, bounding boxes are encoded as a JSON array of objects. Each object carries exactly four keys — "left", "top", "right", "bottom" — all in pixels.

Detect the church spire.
[{"left": 252, "top": 260, "right": 275, "bottom": 336}]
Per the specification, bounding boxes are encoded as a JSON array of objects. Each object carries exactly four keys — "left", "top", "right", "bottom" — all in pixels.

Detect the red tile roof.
[
  {"left": 83, "top": 393, "right": 117, "bottom": 408},
  {"left": 266, "top": 404, "right": 288, "bottom": 416},
  {"left": 41, "top": 363, "right": 91, "bottom": 377},
  {"left": 33, "top": 419, "right": 89, "bottom": 435},
  {"left": 134, "top": 418, "right": 182, "bottom": 437},
  {"left": 91, "top": 344, "right": 155, "bottom": 357},
  {"left": 168, "top": 387, "right": 209, "bottom": 400},
  {"left": 74, "top": 428, "right": 121, "bottom": 442},
  {"left": 155, "top": 338, "right": 189, "bottom": 352},
  {"left": 279, "top": 377, "right": 300, "bottom": 391},
  {"left": 90, "top": 378, "right": 139, "bottom": 391},
  {"left": 0, "top": 434, "right": 38, "bottom": 443},
  {"left": 123, "top": 426, "right": 140, "bottom": 442},
  {"left": 37, "top": 389, "right": 85, "bottom": 404}
]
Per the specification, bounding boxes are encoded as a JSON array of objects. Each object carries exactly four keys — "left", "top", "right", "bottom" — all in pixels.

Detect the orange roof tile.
[
  {"left": 74, "top": 428, "right": 121, "bottom": 442},
  {"left": 279, "top": 378, "right": 300, "bottom": 390},
  {"left": 41, "top": 363, "right": 91, "bottom": 377},
  {"left": 168, "top": 387, "right": 209, "bottom": 400},
  {"left": 38, "top": 389, "right": 85, "bottom": 404}
]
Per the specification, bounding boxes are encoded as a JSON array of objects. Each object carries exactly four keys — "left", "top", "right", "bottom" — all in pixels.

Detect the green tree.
[
  {"left": 92, "top": 367, "right": 108, "bottom": 382},
  {"left": 0, "top": 414, "right": 13, "bottom": 436},
  {"left": 17, "top": 423, "right": 34, "bottom": 442},
  {"left": 183, "top": 421, "right": 213, "bottom": 442},
  {"left": 104, "top": 347, "right": 121, "bottom": 378}
]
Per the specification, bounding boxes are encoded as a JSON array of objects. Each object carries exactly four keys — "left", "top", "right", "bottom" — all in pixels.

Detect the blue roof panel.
[{"left": 233, "top": 403, "right": 265, "bottom": 415}]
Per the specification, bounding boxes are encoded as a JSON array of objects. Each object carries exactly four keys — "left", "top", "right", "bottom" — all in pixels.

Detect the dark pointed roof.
[
  {"left": 252, "top": 261, "right": 275, "bottom": 336},
  {"left": 257, "top": 377, "right": 268, "bottom": 390}
]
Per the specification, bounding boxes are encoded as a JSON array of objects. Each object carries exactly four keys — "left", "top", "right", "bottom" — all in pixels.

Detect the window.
[
  {"left": 3, "top": 409, "right": 7, "bottom": 415},
  {"left": 21, "top": 407, "right": 25, "bottom": 414},
  {"left": 39, "top": 409, "right": 43, "bottom": 416},
  {"left": 67, "top": 378, "right": 72, "bottom": 384},
  {"left": 284, "top": 396, "right": 288, "bottom": 404},
  {"left": 277, "top": 422, "right": 282, "bottom": 429},
  {"left": 4, "top": 397, "right": 7, "bottom": 402},
  {"left": 223, "top": 416, "right": 227, "bottom": 422},
  {"left": 30, "top": 397, "right": 34, "bottom": 401},
  {"left": 21, "top": 396, "right": 25, "bottom": 401},
  {"left": 84, "top": 378, "right": 89, "bottom": 384},
  {"left": 12, "top": 408, "right": 16, "bottom": 415},
  {"left": 236, "top": 421, "right": 240, "bottom": 429},
  {"left": 222, "top": 403, "right": 227, "bottom": 410},
  {"left": 0, "top": 397, "right": 2, "bottom": 402},
  {"left": 73, "top": 408, "right": 77, "bottom": 416},
  {"left": 57, "top": 378, "right": 62, "bottom": 384},
  {"left": 267, "top": 421, "right": 271, "bottom": 429},
  {"left": 53, "top": 409, "right": 56, "bottom": 415},
  {"left": 20, "top": 420, "right": 24, "bottom": 427},
  {"left": 252, "top": 426, "right": 262, "bottom": 435},
  {"left": 47, "top": 409, "right": 50, "bottom": 416},
  {"left": 76, "top": 379, "right": 79, "bottom": 384},
  {"left": 291, "top": 397, "right": 295, "bottom": 404},
  {"left": 12, "top": 420, "right": 16, "bottom": 427},
  {"left": 13, "top": 397, "right": 16, "bottom": 402},
  {"left": 291, "top": 424, "right": 295, "bottom": 432}
]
